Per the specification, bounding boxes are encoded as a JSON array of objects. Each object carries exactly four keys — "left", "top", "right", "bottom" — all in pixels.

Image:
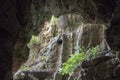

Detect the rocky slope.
[{"left": 13, "top": 0, "right": 120, "bottom": 80}]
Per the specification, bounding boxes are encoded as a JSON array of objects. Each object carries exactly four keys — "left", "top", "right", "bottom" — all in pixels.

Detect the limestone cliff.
[{"left": 13, "top": 0, "right": 120, "bottom": 80}]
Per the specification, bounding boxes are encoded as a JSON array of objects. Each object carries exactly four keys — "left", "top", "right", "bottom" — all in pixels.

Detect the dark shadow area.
[{"left": 0, "top": 0, "right": 31, "bottom": 80}]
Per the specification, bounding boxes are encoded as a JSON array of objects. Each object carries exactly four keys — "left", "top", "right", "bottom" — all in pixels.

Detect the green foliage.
[
  {"left": 51, "top": 15, "right": 58, "bottom": 25},
  {"left": 41, "top": 55, "right": 47, "bottom": 60},
  {"left": 62, "top": 45, "right": 100, "bottom": 75},
  {"left": 29, "top": 35, "right": 40, "bottom": 45},
  {"left": 62, "top": 52, "right": 86, "bottom": 75},
  {"left": 86, "top": 45, "right": 100, "bottom": 58},
  {"left": 20, "top": 66, "right": 30, "bottom": 71}
]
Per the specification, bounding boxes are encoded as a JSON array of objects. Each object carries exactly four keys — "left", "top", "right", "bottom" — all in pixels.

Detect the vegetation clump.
[
  {"left": 20, "top": 66, "right": 30, "bottom": 71},
  {"left": 28, "top": 35, "right": 40, "bottom": 46},
  {"left": 51, "top": 15, "right": 58, "bottom": 25},
  {"left": 62, "top": 45, "right": 99, "bottom": 75}
]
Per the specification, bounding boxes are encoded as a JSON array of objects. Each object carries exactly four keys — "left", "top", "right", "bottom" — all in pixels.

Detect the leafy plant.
[
  {"left": 41, "top": 55, "right": 47, "bottom": 60},
  {"left": 62, "top": 45, "right": 100, "bottom": 75},
  {"left": 51, "top": 15, "right": 58, "bottom": 25},
  {"left": 29, "top": 35, "right": 40, "bottom": 45},
  {"left": 62, "top": 52, "right": 86, "bottom": 75},
  {"left": 20, "top": 66, "right": 30, "bottom": 71},
  {"left": 87, "top": 45, "right": 100, "bottom": 58}
]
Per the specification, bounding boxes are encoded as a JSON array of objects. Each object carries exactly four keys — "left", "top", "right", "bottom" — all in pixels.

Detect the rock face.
[
  {"left": 14, "top": 12, "right": 118, "bottom": 80},
  {"left": 14, "top": 0, "right": 120, "bottom": 80},
  {"left": 106, "top": 25, "right": 120, "bottom": 51},
  {"left": 14, "top": 70, "right": 54, "bottom": 80},
  {"left": 0, "top": 0, "right": 120, "bottom": 80},
  {"left": 67, "top": 55, "right": 120, "bottom": 80}
]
